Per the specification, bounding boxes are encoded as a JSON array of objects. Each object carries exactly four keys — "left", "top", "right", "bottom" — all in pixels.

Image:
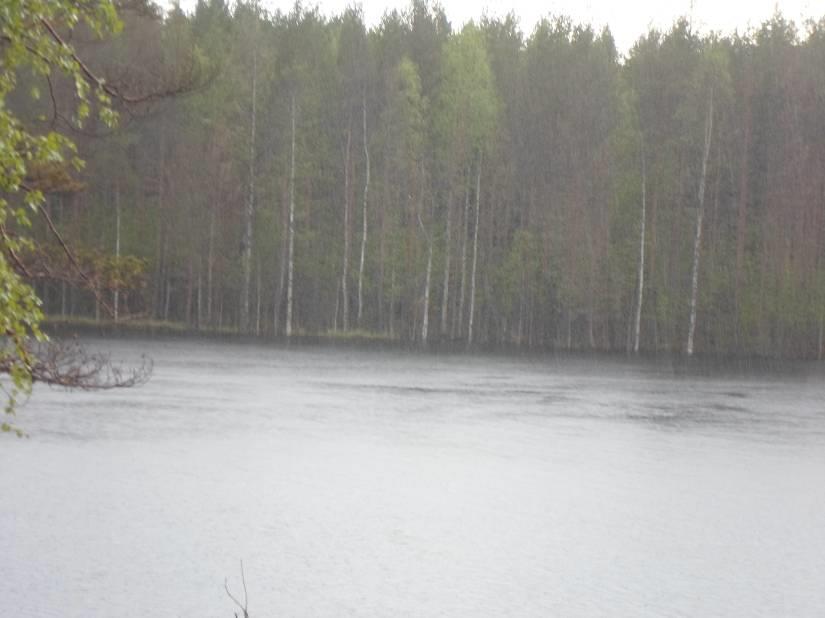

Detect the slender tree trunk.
[
  {"left": 735, "top": 85, "right": 752, "bottom": 344},
  {"left": 650, "top": 191, "right": 659, "bottom": 351},
  {"left": 255, "top": 256, "right": 261, "bottom": 336},
  {"left": 164, "top": 277, "right": 172, "bottom": 322},
  {"left": 285, "top": 93, "right": 296, "bottom": 338},
  {"left": 588, "top": 309, "right": 596, "bottom": 349},
  {"left": 185, "top": 257, "right": 194, "bottom": 327},
  {"left": 377, "top": 187, "right": 386, "bottom": 330},
  {"left": 153, "top": 131, "right": 166, "bottom": 319},
  {"left": 357, "top": 94, "right": 370, "bottom": 327},
  {"left": 218, "top": 293, "right": 223, "bottom": 330},
  {"left": 419, "top": 199, "right": 433, "bottom": 345},
  {"left": 440, "top": 192, "right": 452, "bottom": 337},
  {"left": 422, "top": 235, "right": 433, "bottom": 344},
  {"left": 161, "top": 234, "right": 169, "bottom": 322},
  {"left": 633, "top": 135, "right": 647, "bottom": 354},
  {"left": 341, "top": 123, "right": 352, "bottom": 331},
  {"left": 206, "top": 208, "right": 215, "bottom": 327},
  {"left": 274, "top": 196, "right": 288, "bottom": 335},
  {"left": 58, "top": 197, "right": 66, "bottom": 315},
  {"left": 587, "top": 225, "right": 596, "bottom": 350},
  {"left": 467, "top": 154, "right": 482, "bottom": 347},
  {"left": 456, "top": 168, "right": 470, "bottom": 338},
  {"left": 388, "top": 261, "right": 395, "bottom": 338},
  {"left": 197, "top": 258, "right": 202, "bottom": 330},
  {"left": 240, "top": 46, "right": 257, "bottom": 333},
  {"left": 113, "top": 182, "right": 121, "bottom": 322},
  {"left": 333, "top": 279, "right": 340, "bottom": 331},
  {"left": 686, "top": 88, "right": 714, "bottom": 357}
]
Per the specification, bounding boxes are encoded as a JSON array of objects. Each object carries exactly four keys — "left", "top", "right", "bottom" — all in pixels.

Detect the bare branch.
[
  {"left": 45, "top": 74, "right": 59, "bottom": 128},
  {"left": 0, "top": 224, "right": 32, "bottom": 278},
  {"left": 35, "top": 200, "right": 115, "bottom": 317},
  {"left": 224, "top": 560, "right": 250, "bottom": 618},
  {"left": 1, "top": 340, "right": 152, "bottom": 390},
  {"left": 39, "top": 17, "right": 205, "bottom": 106},
  {"left": 241, "top": 560, "right": 248, "bottom": 612}
]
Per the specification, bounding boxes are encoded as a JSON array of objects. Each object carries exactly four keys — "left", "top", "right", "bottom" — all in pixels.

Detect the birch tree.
[
  {"left": 686, "top": 87, "right": 714, "bottom": 356},
  {"left": 285, "top": 93, "right": 296, "bottom": 337},
  {"left": 335, "top": 9, "right": 369, "bottom": 331},
  {"left": 340, "top": 124, "right": 352, "bottom": 331},
  {"left": 239, "top": 7, "right": 259, "bottom": 333},
  {"left": 633, "top": 134, "right": 647, "bottom": 353},
  {"left": 358, "top": 93, "right": 370, "bottom": 327},
  {"left": 433, "top": 24, "right": 498, "bottom": 343},
  {"left": 467, "top": 153, "right": 482, "bottom": 346}
]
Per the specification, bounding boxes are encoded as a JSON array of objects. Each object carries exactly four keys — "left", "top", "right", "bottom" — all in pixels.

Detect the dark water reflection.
[{"left": 1, "top": 339, "right": 824, "bottom": 617}]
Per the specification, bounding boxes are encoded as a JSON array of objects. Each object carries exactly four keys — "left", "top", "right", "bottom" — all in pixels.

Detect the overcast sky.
[{"left": 168, "top": 0, "right": 823, "bottom": 52}]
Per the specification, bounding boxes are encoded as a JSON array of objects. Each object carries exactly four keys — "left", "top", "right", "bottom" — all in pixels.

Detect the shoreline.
[{"left": 41, "top": 316, "right": 819, "bottom": 376}]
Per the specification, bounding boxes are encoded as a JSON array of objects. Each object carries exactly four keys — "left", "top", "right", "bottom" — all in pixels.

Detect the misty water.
[{"left": 1, "top": 339, "right": 824, "bottom": 617}]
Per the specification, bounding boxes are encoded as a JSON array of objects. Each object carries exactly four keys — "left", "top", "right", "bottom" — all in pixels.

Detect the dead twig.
[
  {"left": 224, "top": 560, "right": 249, "bottom": 618},
  {"left": 34, "top": 200, "right": 115, "bottom": 317},
  {"left": 3, "top": 339, "right": 153, "bottom": 390}
]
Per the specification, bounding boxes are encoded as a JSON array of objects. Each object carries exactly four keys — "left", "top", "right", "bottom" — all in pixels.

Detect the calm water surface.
[{"left": 1, "top": 339, "right": 824, "bottom": 617}]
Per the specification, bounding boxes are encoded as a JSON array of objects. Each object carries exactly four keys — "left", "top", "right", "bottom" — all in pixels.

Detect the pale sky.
[{"left": 168, "top": 0, "right": 823, "bottom": 52}]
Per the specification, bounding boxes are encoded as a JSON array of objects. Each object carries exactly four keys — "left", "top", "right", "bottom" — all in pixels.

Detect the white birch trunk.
[
  {"left": 206, "top": 208, "right": 214, "bottom": 327},
  {"left": 341, "top": 124, "right": 352, "bottom": 331},
  {"left": 164, "top": 278, "right": 171, "bottom": 322},
  {"left": 196, "top": 259, "right": 202, "bottom": 330},
  {"left": 418, "top": 207, "right": 432, "bottom": 345},
  {"left": 186, "top": 258, "right": 193, "bottom": 326},
  {"left": 440, "top": 194, "right": 452, "bottom": 337},
  {"left": 357, "top": 94, "right": 370, "bottom": 327},
  {"left": 153, "top": 131, "right": 165, "bottom": 318},
  {"left": 686, "top": 88, "right": 714, "bottom": 357},
  {"left": 467, "top": 155, "right": 482, "bottom": 346},
  {"left": 240, "top": 46, "right": 257, "bottom": 333},
  {"left": 113, "top": 182, "right": 120, "bottom": 322},
  {"left": 422, "top": 237, "right": 433, "bottom": 344},
  {"left": 333, "top": 279, "right": 340, "bottom": 331},
  {"left": 388, "top": 262, "right": 395, "bottom": 338},
  {"left": 633, "top": 135, "right": 647, "bottom": 354},
  {"left": 274, "top": 198, "right": 287, "bottom": 334},
  {"left": 456, "top": 170, "right": 470, "bottom": 337},
  {"left": 255, "top": 257, "right": 261, "bottom": 336},
  {"left": 285, "top": 93, "right": 296, "bottom": 338}
]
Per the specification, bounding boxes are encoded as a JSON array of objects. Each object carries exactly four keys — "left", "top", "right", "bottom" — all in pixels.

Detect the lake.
[{"left": 1, "top": 339, "right": 824, "bottom": 617}]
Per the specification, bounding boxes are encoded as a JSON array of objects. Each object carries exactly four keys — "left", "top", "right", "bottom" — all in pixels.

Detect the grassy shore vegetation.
[{"left": 43, "top": 315, "right": 400, "bottom": 345}]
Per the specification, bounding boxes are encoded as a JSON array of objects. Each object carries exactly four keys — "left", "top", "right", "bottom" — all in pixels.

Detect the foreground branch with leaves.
[{"left": 0, "top": 1, "right": 200, "bottom": 424}]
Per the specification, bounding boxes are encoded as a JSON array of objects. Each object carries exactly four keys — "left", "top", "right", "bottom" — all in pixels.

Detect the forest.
[{"left": 10, "top": 0, "right": 825, "bottom": 358}]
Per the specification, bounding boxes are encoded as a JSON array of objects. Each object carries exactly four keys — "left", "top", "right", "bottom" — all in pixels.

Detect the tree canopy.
[{"left": 4, "top": 1, "right": 825, "bottom": 385}]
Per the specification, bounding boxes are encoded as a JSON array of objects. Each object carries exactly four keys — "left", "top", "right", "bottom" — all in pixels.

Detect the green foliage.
[
  {"left": 434, "top": 24, "right": 499, "bottom": 161},
  {"left": 0, "top": 1, "right": 121, "bottom": 414},
  {"left": 6, "top": 2, "right": 825, "bottom": 358}
]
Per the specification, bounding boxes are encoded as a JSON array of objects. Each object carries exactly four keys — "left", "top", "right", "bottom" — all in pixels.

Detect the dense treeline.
[{"left": 18, "top": 1, "right": 825, "bottom": 358}]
